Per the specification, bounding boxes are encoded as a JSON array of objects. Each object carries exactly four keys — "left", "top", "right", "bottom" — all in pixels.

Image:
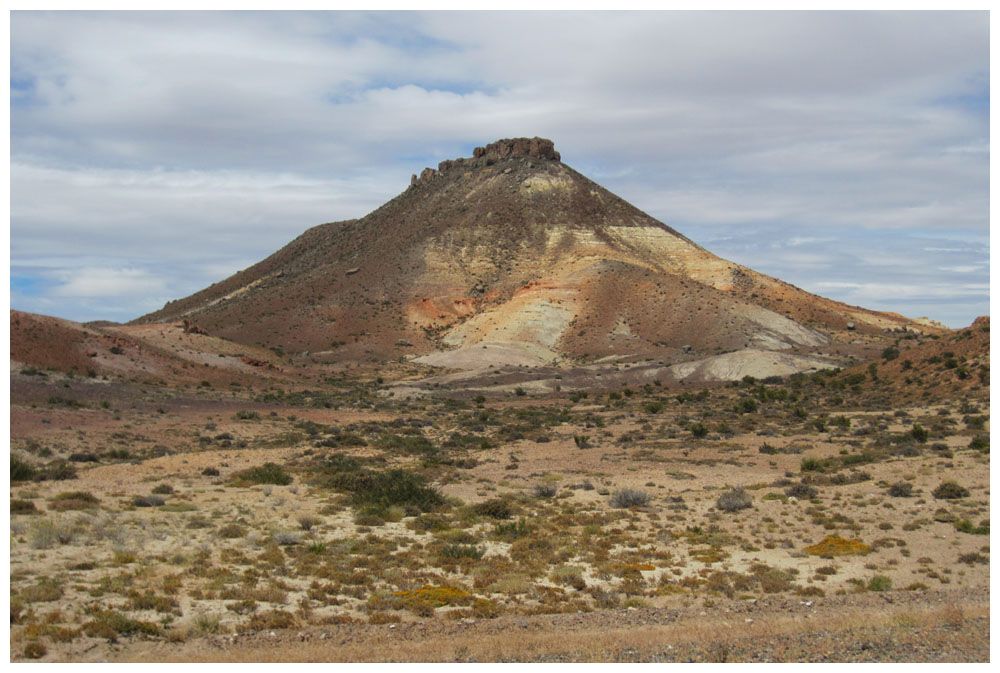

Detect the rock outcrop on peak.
[
  {"left": 411, "top": 136, "right": 560, "bottom": 187},
  {"left": 134, "top": 138, "right": 941, "bottom": 380}
]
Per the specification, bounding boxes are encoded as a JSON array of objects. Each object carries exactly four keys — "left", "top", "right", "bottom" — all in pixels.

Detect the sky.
[{"left": 8, "top": 10, "right": 990, "bottom": 328}]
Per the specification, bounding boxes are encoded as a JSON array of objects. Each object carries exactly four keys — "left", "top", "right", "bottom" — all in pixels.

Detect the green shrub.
[
  {"left": 11, "top": 499, "right": 39, "bottom": 515},
  {"left": 23, "top": 642, "right": 47, "bottom": 659},
  {"left": 785, "top": 483, "right": 818, "bottom": 499},
  {"left": 83, "top": 610, "right": 160, "bottom": 641},
  {"left": 868, "top": 575, "right": 892, "bottom": 592},
  {"left": 493, "top": 518, "right": 529, "bottom": 540},
  {"left": 50, "top": 491, "right": 100, "bottom": 510},
  {"left": 11, "top": 455, "right": 35, "bottom": 481},
  {"left": 440, "top": 544, "right": 484, "bottom": 560},
  {"left": 151, "top": 484, "right": 174, "bottom": 495},
  {"left": 844, "top": 373, "right": 866, "bottom": 386},
  {"left": 932, "top": 481, "right": 970, "bottom": 500},
  {"left": 954, "top": 519, "right": 989, "bottom": 535},
  {"left": 236, "top": 462, "right": 293, "bottom": 485},
  {"left": 474, "top": 498, "right": 513, "bottom": 520},
  {"left": 969, "top": 436, "right": 989, "bottom": 452},
  {"left": 800, "top": 457, "right": 828, "bottom": 472},
  {"left": 375, "top": 434, "right": 436, "bottom": 455},
  {"left": 910, "top": 424, "right": 929, "bottom": 443},
  {"left": 887, "top": 482, "right": 913, "bottom": 498},
  {"left": 690, "top": 423, "right": 708, "bottom": 438},
  {"left": 330, "top": 469, "right": 443, "bottom": 514}
]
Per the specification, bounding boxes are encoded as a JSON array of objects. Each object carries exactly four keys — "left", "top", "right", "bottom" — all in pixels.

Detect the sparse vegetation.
[
  {"left": 7, "top": 288, "right": 990, "bottom": 662},
  {"left": 610, "top": 489, "right": 650, "bottom": 508},
  {"left": 716, "top": 488, "right": 752, "bottom": 512},
  {"left": 932, "top": 481, "right": 970, "bottom": 500},
  {"left": 236, "top": 462, "right": 293, "bottom": 486}
]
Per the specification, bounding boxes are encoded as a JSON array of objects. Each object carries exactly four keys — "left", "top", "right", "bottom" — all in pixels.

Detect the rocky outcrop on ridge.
[{"left": 411, "top": 136, "right": 561, "bottom": 186}]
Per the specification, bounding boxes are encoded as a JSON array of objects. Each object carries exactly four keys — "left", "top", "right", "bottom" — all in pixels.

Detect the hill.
[{"left": 133, "top": 137, "right": 937, "bottom": 379}]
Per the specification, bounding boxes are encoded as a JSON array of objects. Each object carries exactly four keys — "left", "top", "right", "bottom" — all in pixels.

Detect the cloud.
[
  {"left": 9, "top": 10, "right": 989, "bottom": 328},
  {"left": 48, "top": 267, "right": 167, "bottom": 298}
]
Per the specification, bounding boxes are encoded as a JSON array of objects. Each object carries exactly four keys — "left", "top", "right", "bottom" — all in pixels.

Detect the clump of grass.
[
  {"left": 273, "top": 531, "right": 302, "bottom": 546},
  {"left": 533, "top": 483, "right": 557, "bottom": 499},
  {"left": 151, "top": 484, "right": 174, "bottom": 495},
  {"left": 803, "top": 536, "right": 871, "bottom": 556},
  {"left": 236, "top": 462, "right": 293, "bottom": 486},
  {"left": 932, "top": 481, "right": 969, "bottom": 500},
  {"left": 493, "top": 518, "right": 529, "bottom": 541},
  {"left": 440, "top": 544, "right": 484, "bottom": 560},
  {"left": 201, "top": 467, "right": 221, "bottom": 476},
  {"left": 30, "top": 520, "right": 75, "bottom": 548},
  {"left": 716, "top": 488, "right": 752, "bottom": 512},
  {"left": 610, "top": 489, "right": 650, "bottom": 508},
  {"left": 868, "top": 575, "right": 893, "bottom": 592}
]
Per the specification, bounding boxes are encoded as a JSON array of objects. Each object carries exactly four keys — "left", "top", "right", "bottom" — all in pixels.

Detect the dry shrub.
[
  {"left": 19, "top": 579, "right": 64, "bottom": 603},
  {"left": 368, "top": 612, "right": 401, "bottom": 624},
  {"left": 803, "top": 536, "right": 871, "bottom": 556},
  {"left": 610, "top": 489, "right": 650, "bottom": 508},
  {"left": 716, "top": 488, "right": 752, "bottom": 512},
  {"left": 247, "top": 609, "right": 298, "bottom": 631},
  {"left": 49, "top": 491, "right": 100, "bottom": 511},
  {"left": 23, "top": 642, "right": 47, "bottom": 659}
]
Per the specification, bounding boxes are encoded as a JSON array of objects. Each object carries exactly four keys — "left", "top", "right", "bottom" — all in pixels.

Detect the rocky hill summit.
[
  {"left": 411, "top": 137, "right": 561, "bottom": 187},
  {"left": 134, "top": 137, "right": 939, "bottom": 380}
]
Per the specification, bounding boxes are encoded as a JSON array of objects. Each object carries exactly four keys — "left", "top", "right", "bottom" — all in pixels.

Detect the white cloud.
[{"left": 49, "top": 267, "right": 167, "bottom": 298}]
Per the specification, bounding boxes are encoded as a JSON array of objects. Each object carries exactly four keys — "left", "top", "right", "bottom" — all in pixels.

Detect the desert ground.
[{"left": 9, "top": 320, "right": 990, "bottom": 662}]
